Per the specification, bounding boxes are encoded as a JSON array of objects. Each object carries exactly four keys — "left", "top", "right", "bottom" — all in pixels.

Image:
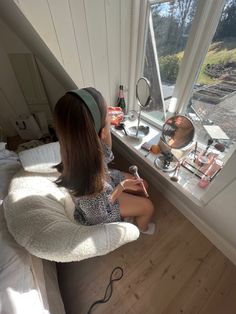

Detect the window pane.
[
  {"left": 187, "top": 0, "right": 236, "bottom": 146},
  {"left": 143, "top": 0, "right": 198, "bottom": 122}
]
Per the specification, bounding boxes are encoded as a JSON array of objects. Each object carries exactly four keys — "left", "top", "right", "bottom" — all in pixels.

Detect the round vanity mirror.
[
  {"left": 136, "top": 77, "right": 151, "bottom": 108},
  {"left": 154, "top": 115, "right": 194, "bottom": 172},
  {"left": 162, "top": 115, "right": 194, "bottom": 149},
  {"left": 126, "top": 77, "right": 151, "bottom": 139}
]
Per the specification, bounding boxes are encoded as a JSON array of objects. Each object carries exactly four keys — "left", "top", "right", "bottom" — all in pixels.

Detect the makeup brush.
[
  {"left": 203, "top": 138, "right": 214, "bottom": 156},
  {"left": 129, "top": 165, "right": 149, "bottom": 197},
  {"left": 170, "top": 162, "right": 181, "bottom": 182},
  {"left": 193, "top": 141, "right": 198, "bottom": 162}
]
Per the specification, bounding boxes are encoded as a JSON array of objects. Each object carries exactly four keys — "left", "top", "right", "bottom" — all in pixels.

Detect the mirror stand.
[
  {"left": 154, "top": 150, "right": 177, "bottom": 172},
  {"left": 126, "top": 77, "right": 151, "bottom": 139},
  {"left": 126, "top": 108, "right": 148, "bottom": 138}
]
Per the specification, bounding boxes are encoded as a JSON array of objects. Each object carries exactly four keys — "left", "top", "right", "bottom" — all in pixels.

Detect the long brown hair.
[{"left": 53, "top": 87, "right": 107, "bottom": 196}]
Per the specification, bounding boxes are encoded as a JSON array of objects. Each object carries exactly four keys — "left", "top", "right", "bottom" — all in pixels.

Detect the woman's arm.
[
  {"left": 110, "top": 178, "right": 143, "bottom": 204},
  {"left": 101, "top": 113, "right": 112, "bottom": 148},
  {"left": 110, "top": 181, "right": 125, "bottom": 203},
  {"left": 103, "top": 127, "right": 112, "bottom": 148}
]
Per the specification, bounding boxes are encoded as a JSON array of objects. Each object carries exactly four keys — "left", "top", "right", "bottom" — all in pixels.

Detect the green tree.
[
  {"left": 214, "top": 0, "right": 236, "bottom": 40},
  {"left": 159, "top": 55, "right": 180, "bottom": 82},
  {"left": 151, "top": 0, "right": 197, "bottom": 57}
]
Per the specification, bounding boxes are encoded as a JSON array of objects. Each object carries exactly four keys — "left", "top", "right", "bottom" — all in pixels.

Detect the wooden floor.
[{"left": 57, "top": 185, "right": 236, "bottom": 314}]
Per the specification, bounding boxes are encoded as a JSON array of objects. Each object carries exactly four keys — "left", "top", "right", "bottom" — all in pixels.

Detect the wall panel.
[
  {"left": 15, "top": 0, "right": 63, "bottom": 64},
  {"left": 121, "top": 0, "right": 132, "bottom": 105},
  {"left": 105, "top": 0, "right": 121, "bottom": 105},
  {"left": 47, "top": 0, "right": 83, "bottom": 87},
  {"left": 69, "top": 0, "right": 94, "bottom": 87},
  {"left": 0, "top": 20, "right": 30, "bottom": 132},
  {"left": 14, "top": 0, "right": 132, "bottom": 106},
  {"left": 84, "top": 0, "right": 110, "bottom": 102}
]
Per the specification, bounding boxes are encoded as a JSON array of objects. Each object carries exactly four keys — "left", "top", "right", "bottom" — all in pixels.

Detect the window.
[
  {"left": 142, "top": 0, "right": 236, "bottom": 148},
  {"left": 187, "top": 0, "right": 236, "bottom": 146},
  {"left": 143, "top": 0, "right": 198, "bottom": 124}
]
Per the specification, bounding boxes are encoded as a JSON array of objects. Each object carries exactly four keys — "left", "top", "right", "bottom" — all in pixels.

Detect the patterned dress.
[{"left": 73, "top": 142, "right": 125, "bottom": 225}]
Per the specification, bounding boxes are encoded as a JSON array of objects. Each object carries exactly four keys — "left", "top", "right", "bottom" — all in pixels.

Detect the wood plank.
[
  {"left": 17, "top": 0, "right": 62, "bottom": 64},
  {"left": 57, "top": 159, "right": 236, "bottom": 314},
  {"left": 57, "top": 192, "right": 236, "bottom": 314},
  {"left": 103, "top": 223, "right": 212, "bottom": 313},
  {"left": 120, "top": 0, "right": 132, "bottom": 104},
  {"left": 162, "top": 248, "right": 228, "bottom": 314},
  {"left": 105, "top": 0, "right": 121, "bottom": 105},
  {"left": 69, "top": 0, "right": 94, "bottom": 87},
  {"left": 84, "top": 0, "right": 110, "bottom": 103},
  {"left": 57, "top": 197, "right": 181, "bottom": 313},
  {"left": 47, "top": 0, "right": 83, "bottom": 87},
  {"left": 199, "top": 261, "right": 236, "bottom": 314}
]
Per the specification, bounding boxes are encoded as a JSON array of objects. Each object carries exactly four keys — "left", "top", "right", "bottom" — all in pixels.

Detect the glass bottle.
[{"left": 116, "top": 85, "right": 126, "bottom": 113}]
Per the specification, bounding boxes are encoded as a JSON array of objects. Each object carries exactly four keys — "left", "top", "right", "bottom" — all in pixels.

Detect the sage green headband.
[{"left": 67, "top": 89, "right": 101, "bottom": 133}]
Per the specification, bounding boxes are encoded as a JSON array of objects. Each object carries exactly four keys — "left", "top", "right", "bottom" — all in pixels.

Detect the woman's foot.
[{"left": 140, "top": 222, "right": 156, "bottom": 235}]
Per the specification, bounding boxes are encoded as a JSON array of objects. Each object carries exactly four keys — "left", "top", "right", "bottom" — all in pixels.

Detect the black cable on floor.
[{"left": 87, "top": 266, "right": 124, "bottom": 314}]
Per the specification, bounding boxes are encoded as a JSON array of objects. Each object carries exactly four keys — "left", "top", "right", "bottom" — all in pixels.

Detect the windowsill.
[{"left": 111, "top": 118, "right": 226, "bottom": 208}]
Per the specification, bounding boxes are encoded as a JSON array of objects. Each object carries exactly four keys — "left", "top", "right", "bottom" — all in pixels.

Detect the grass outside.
[{"left": 175, "top": 38, "right": 236, "bottom": 85}]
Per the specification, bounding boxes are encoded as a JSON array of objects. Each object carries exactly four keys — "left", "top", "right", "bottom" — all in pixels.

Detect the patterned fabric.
[{"left": 73, "top": 142, "right": 125, "bottom": 225}]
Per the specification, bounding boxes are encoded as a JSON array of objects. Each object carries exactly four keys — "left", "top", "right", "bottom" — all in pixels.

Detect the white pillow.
[
  {"left": 0, "top": 142, "right": 6, "bottom": 151},
  {"left": 3, "top": 171, "right": 139, "bottom": 262},
  {"left": 19, "top": 142, "right": 61, "bottom": 173}
]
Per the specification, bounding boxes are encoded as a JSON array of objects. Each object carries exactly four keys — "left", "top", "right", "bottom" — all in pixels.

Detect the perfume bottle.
[{"left": 116, "top": 85, "right": 126, "bottom": 113}]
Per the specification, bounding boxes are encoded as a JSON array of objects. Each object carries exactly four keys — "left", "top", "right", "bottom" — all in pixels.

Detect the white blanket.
[{"left": 0, "top": 147, "right": 20, "bottom": 202}]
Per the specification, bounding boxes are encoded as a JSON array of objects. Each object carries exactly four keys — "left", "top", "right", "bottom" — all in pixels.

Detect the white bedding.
[
  {"left": 0, "top": 146, "right": 65, "bottom": 314},
  {"left": 0, "top": 149, "right": 20, "bottom": 203}
]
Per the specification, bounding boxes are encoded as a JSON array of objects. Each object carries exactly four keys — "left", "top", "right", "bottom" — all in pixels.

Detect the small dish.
[{"left": 126, "top": 126, "right": 149, "bottom": 139}]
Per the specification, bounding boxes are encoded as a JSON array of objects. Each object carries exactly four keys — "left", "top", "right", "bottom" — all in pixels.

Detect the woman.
[{"left": 53, "top": 87, "right": 155, "bottom": 234}]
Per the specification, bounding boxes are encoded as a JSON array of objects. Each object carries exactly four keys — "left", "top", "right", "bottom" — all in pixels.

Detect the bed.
[
  {"left": 0, "top": 143, "right": 65, "bottom": 314},
  {"left": 1, "top": 140, "right": 139, "bottom": 313}
]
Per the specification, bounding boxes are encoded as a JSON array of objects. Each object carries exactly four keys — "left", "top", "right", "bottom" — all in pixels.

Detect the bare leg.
[{"left": 118, "top": 192, "right": 154, "bottom": 231}]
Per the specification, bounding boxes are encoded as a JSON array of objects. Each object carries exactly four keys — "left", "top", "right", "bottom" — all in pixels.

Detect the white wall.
[
  {"left": 0, "top": 0, "right": 133, "bottom": 135},
  {"left": 0, "top": 14, "right": 67, "bottom": 136},
  {"left": 14, "top": 0, "right": 132, "bottom": 107},
  {"left": 36, "top": 59, "right": 66, "bottom": 114},
  {"left": 0, "top": 19, "right": 30, "bottom": 136}
]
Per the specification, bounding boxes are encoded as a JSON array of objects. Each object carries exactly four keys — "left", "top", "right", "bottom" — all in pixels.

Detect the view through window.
[
  {"left": 143, "top": 0, "right": 198, "bottom": 122},
  {"left": 187, "top": 0, "right": 236, "bottom": 146},
  {"left": 143, "top": 0, "right": 236, "bottom": 147}
]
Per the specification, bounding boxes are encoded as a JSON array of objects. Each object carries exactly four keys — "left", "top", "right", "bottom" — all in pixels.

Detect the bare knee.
[{"left": 144, "top": 198, "right": 154, "bottom": 217}]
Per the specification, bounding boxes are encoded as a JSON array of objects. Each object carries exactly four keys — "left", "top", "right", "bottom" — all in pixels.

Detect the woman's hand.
[
  {"left": 110, "top": 178, "right": 144, "bottom": 204},
  {"left": 121, "top": 178, "right": 144, "bottom": 192}
]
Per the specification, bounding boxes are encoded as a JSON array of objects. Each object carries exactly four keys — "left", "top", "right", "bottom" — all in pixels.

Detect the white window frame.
[{"left": 138, "top": 0, "right": 226, "bottom": 123}]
